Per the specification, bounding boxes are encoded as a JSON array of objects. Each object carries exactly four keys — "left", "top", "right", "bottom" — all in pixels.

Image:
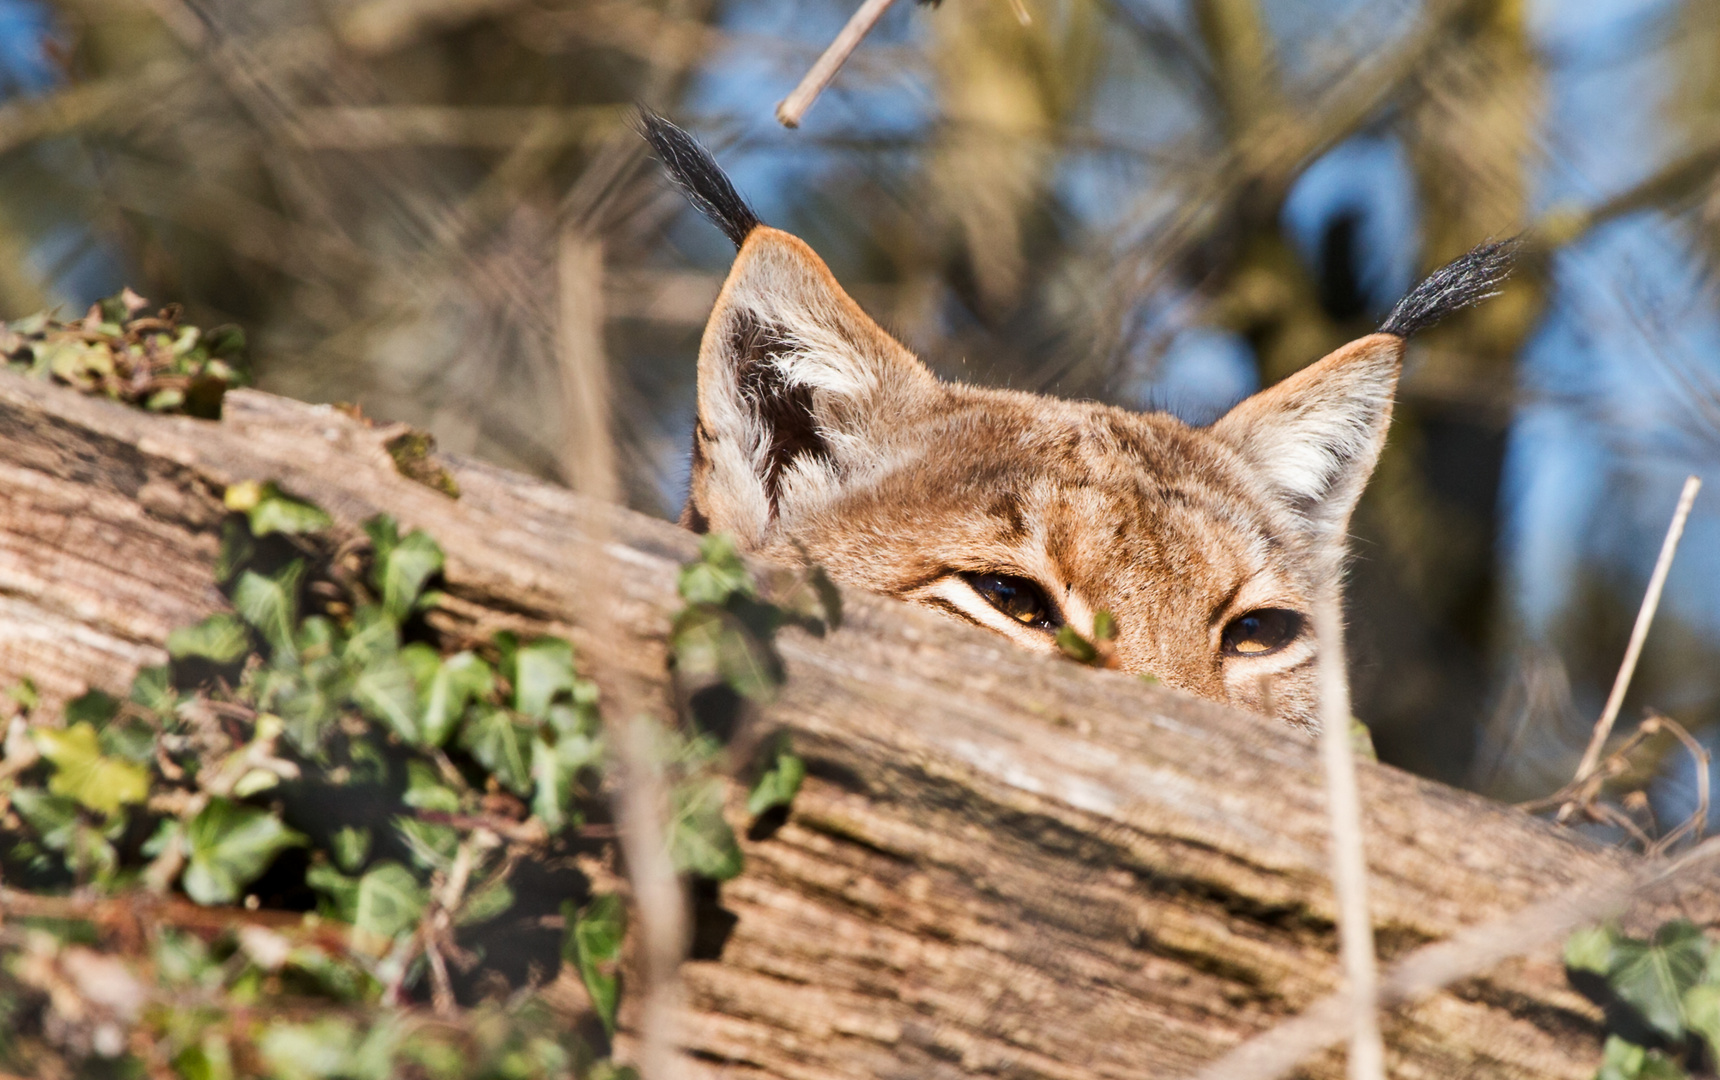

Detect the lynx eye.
[
  {"left": 962, "top": 572, "right": 1060, "bottom": 630},
  {"left": 1221, "top": 609, "right": 1303, "bottom": 657}
]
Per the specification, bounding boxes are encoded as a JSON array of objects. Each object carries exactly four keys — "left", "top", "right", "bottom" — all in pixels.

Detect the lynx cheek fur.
[{"left": 643, "top": 113, "right": 1514, "bottom": 729}]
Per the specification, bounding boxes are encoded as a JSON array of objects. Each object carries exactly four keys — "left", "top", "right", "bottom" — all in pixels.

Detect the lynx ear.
[
  {"left": 686, "top": 227, "right": 936, "bottom": 546},
  {"left": 1211, "top": 333, "right": 1403, "bottom": 554}
]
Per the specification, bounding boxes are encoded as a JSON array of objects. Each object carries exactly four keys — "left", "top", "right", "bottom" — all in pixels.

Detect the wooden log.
[{"left": 0, "top": 371, "right": 1653, "bottom": 1078}]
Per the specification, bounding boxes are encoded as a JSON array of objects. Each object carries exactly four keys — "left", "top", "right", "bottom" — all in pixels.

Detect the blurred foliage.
[
  {"left": 0, "top": 448, "right": 812, "bottom": 1075},
  {"left": 1, "top": 286, "right": 247, "bottom": 414},
  {"left": 1565, "top": 920, "right": 1720, "bottom": 1079},
  {"left": 0, "top": 0, "right": 1715, "bottom": 798}
]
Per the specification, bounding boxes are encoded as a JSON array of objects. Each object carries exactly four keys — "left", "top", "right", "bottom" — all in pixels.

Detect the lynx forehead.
[{"left": 643, "top": 112, "right": 1514, "bottom": 729}]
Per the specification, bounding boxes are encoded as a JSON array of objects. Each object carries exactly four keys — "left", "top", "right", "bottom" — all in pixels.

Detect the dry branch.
[
  {"left": 0, "top": 371, "right": 1709, "bottom": 1078},
  {"left": 1573, "top": 474, "right": 1702, "bottom": 784},
  {"left": 775, "top": 0, "right": 900, "bottom": 128}
]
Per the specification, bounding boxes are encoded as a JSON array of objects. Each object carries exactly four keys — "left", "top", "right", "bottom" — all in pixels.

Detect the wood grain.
[{"left": 0, "top": 371, "right": 1650, "bottom": 1078}]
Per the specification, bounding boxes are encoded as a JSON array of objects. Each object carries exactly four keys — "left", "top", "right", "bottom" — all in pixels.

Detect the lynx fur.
[{"left": 643, "top": 112, "right": 1514, "bottom": 729}]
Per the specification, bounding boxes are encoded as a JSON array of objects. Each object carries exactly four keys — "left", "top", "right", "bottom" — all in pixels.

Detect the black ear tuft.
[
  {"left": 637, "top": 107, "right": 761, "bottom": 249},
  {"left": 1379, "top": 237, "right": 1520, "bottom": 338}
]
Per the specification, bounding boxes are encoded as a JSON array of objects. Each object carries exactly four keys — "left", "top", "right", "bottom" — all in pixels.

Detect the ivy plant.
[
  {"left": 0, "top": 288, "right": 248, "bottom": 417},
  {"left": 0, "top": 484, "right": 821, "bottom": 1078},
  {"left": 1567, "top": 920, "right": 1720, "bottom": 1079}
]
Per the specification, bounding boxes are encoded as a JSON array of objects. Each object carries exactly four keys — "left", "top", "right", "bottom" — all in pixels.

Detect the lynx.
[{"left": 642, "top": 113, "right": 1514, "bottom": 728}]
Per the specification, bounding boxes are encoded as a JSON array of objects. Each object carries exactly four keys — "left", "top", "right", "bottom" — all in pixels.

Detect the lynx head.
[{"left": 643, "top": 112, "right": 1514, "bottom": 729}]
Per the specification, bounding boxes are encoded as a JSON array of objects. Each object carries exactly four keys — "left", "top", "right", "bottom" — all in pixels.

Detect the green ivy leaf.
[
  {"left": 531, "top": 724, "right": 602, "bottom": 834},
  {"left": 257, "top": 1018, "right": 362, "bottom": 1080},
  {"left": 182, "top": 799, "right": 304, "bottom": 906},
  {"left": 1683, "top": 982, "right": 1720, "bottom": 1057},
  {"left": 232, "top": 560, "right": 305, "bottom": 662},
  {"left": 331, "top": 826, "right": 371, "bottom": 873},
  {"left": 1566, "top": 925, "right": 1616, "bottom": 975},
  {"left": 64, "top": 689, "right": 120, "bottom": 728},
  {"left": 32, "top": 723, "right": 150, "bottom": 817},
  {"left": 1607, "top": 920, "right": 1710, "bottom": 1040},
  {"left": 672, "top": 606, "right": 780, "bottom": 701},
  {"left": 167, "top": 613, "right": 252, "bottom": 664},
  {"left": 353, "top": 652, "right": 419, "bottom": 744},
  {"left": 1597, "top": 1035, "right": 1646, "bottom": 1080},
  {"left": 747, "top": 745, "right": 805, "bottom": 818},
  {"left": 129, "top": 664, "right": 176, "bottom": 715},
  {"left": 459, "top": 704, "right": 532, "bottom": 795},
  {"left": 296, "top": 615, "right": 341, "bottom": 660},
  {"left": 12, "top": 787, "right": 80, "bottom": 849},
  {"left": 456, "top": 876, "right": 515, "bottom": 927},
  {"left": 203, "top": 323, "right": 246, "bottom": 359},
  {"left": 1055, "top": 624, "right": 1099, "bottom": 664},
  {"left": 677, "top": 532, "right": 754, "bottom": 606},
  {"left": 413, "top": 648, "right": 493, "bottom": 747},
  {"left": 402, "top": 760, "right": 461, "bottom": 814},
  {"left": 1596, "top": 1033, "right": 1691, "bottom": 1080},
  {"left": 43, "top": 338, "right": 114, "bottom": 389},
  {"left": 7, "top": 676, "right": 38, "bottom": 710},
  {"left": 564, "top": 894, "right": 626, "bottom": 1035},
  {"left": 214, "top": 517, "right": 255, "bottom": 584},
  {"left": 717, "top": 619, "right": 781, "bottom": 702},
  {"left": 226, "top": 481, "right": 332, "bottom": 537},
  {"left": 97, "top": 715, "right": 155, "bottom": 765},
  {"left": 270, "top": 663, "right": 347, "bottom": 755},
  {"left": 369, "top": 520, "right": 444, "bottom": 622},
  {"left": 342, "top": 605, "right": 400, "bottom": 669},
  {"left": 512, "top": 637, "right": 577, "bottom": 721},
  {"left": 395, "top": 815, "right": 458, "bottom": 872},
  {"left": 172, "top": 1033, "right": 235, "bottom": 1080},
  {"left": 669, "top": 775, "right": 742, "bottom": 881},
  {"left": 353, "top": 861, "right": 428, "bottom": 943},
  {"left": 769, "top": 563, "right": 845, "bottom": 635},
  {"left": 307, "top": 863, "right": 360, "bottom": 923}
]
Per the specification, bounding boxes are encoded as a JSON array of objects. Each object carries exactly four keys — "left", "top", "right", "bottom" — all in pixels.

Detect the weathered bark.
[{"left": 0, "top": 371, "right": 1668, "bottom": 1078}]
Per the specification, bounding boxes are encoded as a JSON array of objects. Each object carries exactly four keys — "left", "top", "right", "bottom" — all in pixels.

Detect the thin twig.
[
  {"left": 557, "top": 227, "right": 617, "bottom": 502},
  {"left": 615, "top": 717, "right": 688, "bottom": 1080},
  {"left": 775, "top": 0, "right": 900, "bottom": 129},
  {"left": 1187, "top": 836, "right": 1720, "bottom": 1080},
  {"left": 1311, "top": 594, "right": 1383, "bottom": 1080},
  {"left": 1573, "top": 475, "right": 1702, "bottom": 783},
  {"left": 1644, "top": 711, "right": 1711, "bottom": 856},
  {"left": 554, "top": 205, "right": 687, "bottom": 1077},
  {"left": 425, "top": 832, "right": 481, "bottom": 1015}
]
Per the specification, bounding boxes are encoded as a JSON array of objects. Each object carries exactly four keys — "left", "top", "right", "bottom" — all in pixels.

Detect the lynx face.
[
  {"left": 681, "top": 228, "right": 1399, "bottom": 728},
  {"left": 643, "top": 112, "right": 1510, "bottom": 730}
]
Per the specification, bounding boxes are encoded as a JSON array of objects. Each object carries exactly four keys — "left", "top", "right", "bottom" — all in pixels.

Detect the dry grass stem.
[
  {"left": 1189, "top": 836, "right": 1720, "bottom": 1080},
  {"left": 558, "top": 228, "right": 618, "bottom": 504},
  {"left": 775, "top": 0, "right": 900, "bottom": 128},
  {"left": 613, "top": 718, "right": 689, "bottom": 1080},
  {"left": 1573, "top": 474, "right": 1702, "bottom": 783},
  {"left": 1520, "top": 708, "right": 1710, "bottom": 853},
  {"left": 1644, "top": 711, "right": 1712, "bottom": 856},
  {"left": 1312, "top": 594, "right": 1384, "bottom": 1080},
  {"left": 554, "top": 219, "right": 683, "bottom": 1075}
]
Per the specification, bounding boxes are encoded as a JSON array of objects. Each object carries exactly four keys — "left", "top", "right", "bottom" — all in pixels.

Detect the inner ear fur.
[
  {"left": 1211, "top": 332, "right": 1404, "bottom": 552},
  {"left": 688, "top": 227, "right": 935, "bottom": 545}
]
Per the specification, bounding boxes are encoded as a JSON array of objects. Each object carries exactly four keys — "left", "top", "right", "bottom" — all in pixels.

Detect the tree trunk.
[{"left": 0, "top": 372, "right": 1671, "bottom": 1078}]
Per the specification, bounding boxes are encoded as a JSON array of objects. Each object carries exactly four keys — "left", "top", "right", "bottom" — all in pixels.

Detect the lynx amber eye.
[
  {"left": 1221, "top": 608, "right": 1303, "bottom": 657},
  {"left": 962, "top": 572, "right": 1060, "bottom": 630}
]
